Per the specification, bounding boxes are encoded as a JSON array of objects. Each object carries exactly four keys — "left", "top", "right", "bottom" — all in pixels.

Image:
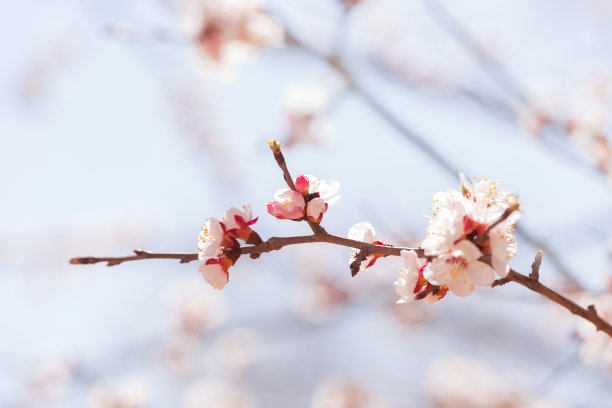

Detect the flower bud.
[{"left": 295, "top": 175, "right": 310, "bottom": 195}]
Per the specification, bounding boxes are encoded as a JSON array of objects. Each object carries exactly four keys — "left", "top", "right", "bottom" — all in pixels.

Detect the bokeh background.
[{"left": 2, "top": 0, "right": 612, "bottom": 406}]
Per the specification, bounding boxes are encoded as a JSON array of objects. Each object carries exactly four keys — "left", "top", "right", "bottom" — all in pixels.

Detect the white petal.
[
  {"left": 306, "top": 197, "right": 326, "bottom": 221},
  {"left": 316, "top": 179, "right": 341, "bottom": 202},
  {"left": 400, "top": 249, "right": 420, "bottom": 274},
  {"left": 490, "top": 233, "right": 510, "bottom": 277},
  {"left": 347, "top": 222, "right": 376, "bottom": 243},
  {"left": 273, "top": 188, "right": 291, "bottom": 200},
  {"left": 466, "top": 261, "right": 495, "bottom": 286},
  {"left": 223, "top": 207, "right": 242, "bottom": 230},
  {"left": 199, "top": 262, "right": 228, "bottom": 290},
  {"left": 448, "top": 276, "right": 473, "bottom": 297},
  {"left": 453, "top": 240, "right": 482, "bottom": 262}
]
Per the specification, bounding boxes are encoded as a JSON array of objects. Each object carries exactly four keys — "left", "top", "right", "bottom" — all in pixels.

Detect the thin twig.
[
  {"left": 530, "top": 249, "right": 543, "bottom": 280},
  {"left": 503, "top": 269, "right": 612, "bottom": 337},
  {"left": 70, "top": 250, "right": 197, "bottom": 267},
  {"left": 71, "top": 233, "right": 425, "bottom": 267}
]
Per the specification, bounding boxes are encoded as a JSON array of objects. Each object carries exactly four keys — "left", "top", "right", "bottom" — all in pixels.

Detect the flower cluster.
[
  {"left": 198, "top": 205, "right": 260, "bottom": 290},
  {"left": 395, "top": 174, "right": 521, "bottom": 301},
  {"left": 267, "top": 174, "right": 340, "bottom": 223},
  {"left": 182, "top": 0, "right": 284, "bottom": 67}
]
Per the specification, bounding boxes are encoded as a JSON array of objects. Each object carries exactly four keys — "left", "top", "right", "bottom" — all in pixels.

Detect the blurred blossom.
[
  {"left": 427, "top": 355, "right": 568, "bottom": 408},
  {"left": 19, "top": 39, "right": 73, "bottom": 104},
  {"left": 165, "top": 276, "right": 228, "bottom": 334},
  {"left": 387, "top": 299, "right": 430, "bottom": 325},
  {"left": 282, "top": 83, "right": 333, "bottom": 147},
  {"left": 213, "top": 328, "right": 260, "bottom": 377},
  {"left": 339, "top": 0, "right": 364, "bottom": 13},
  {"left": 516, "top": 81, "right": 557, "bottom": 137},
  {"left": 310, "top": 376, "right": 378, "bottom": 408},
  {"left": 182, "top": 378, "right": 257, "bottom": 408},
  {"left": 573, "top": 292, "right": 612, "bottom": 368},
  {"left": 292, "top": 275, "right": 349, "bottom": 323},
  {"left": 566, "top": 78, "right": 612, "bottom": 181},
  {"left": 176, "top": 0, "right": 284, "bottom": 72},
  {"left": 165, "top": 333, "right": 201, "bottom": 374},
  {"left": 26, "top": 355, "right": 74, "bottom": 403},
  {"left": 88, "top": 378, "right": 148, "bottom": 408}
]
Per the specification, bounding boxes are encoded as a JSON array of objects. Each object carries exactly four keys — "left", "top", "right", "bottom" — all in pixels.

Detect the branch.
[
  {"left": 503, "top": 269, "right": 612, "bottom": 337},
  {"left": 71, "top": 233, "right": 425, "bottom": 267},
  {"left": 530, "top": 249, "right": 543, "bottom": 280},
  {"left": 71, "top": 234, "right": 611, "bottom": 337},
  {"left": 69, "top": 250, "right": 198, "bottom": 267}
]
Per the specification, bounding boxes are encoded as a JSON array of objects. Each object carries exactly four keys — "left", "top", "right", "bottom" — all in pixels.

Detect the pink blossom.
[
  {"left": 223, "top": 205, "right": 259, "bottom": 242},
  {"left": 295, "top": 174, "right": 310, "bottom": 195},
  {"left": 266, "top": 189, "right": 306, "bottom": 220}
]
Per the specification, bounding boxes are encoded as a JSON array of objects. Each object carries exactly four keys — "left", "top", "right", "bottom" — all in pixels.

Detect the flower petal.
[
  {"left": 347, "top": 222, "right": 376, "bottom": 243},
  {"left": 199, "top": 260, "right": 229, "bottom": 290},
  {"left": 466, "top": 261, "right": 495, "bottom": 286},
  {"left": 453, "top": 240, "right": 482, "bottom": 262},
  {"left": 447, "top": 276, "right": 473, "bottom": 297}
]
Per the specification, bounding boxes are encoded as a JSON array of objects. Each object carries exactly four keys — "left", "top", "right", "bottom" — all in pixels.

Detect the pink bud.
[{"left": 295, "top": 175, "right": 310, "bottom": 195}]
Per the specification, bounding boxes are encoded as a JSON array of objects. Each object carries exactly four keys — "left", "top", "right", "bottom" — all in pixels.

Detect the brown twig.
[
  {"left": 70, "top": 250, "right": 198, "bottom": 267},
  {"left": 503, "top": 269, "right": 612, "bottom": 337},
  {"left": 71, "top": 233, "right": 425, "bottom": 268},
  {"left": 530, "top": 249, "right": 543, "bottom": 280}
]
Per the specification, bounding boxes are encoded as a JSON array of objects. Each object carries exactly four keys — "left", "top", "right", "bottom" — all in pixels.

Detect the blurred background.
[{"left": 2, "top": 0, "right": 612, "bottom": 406}]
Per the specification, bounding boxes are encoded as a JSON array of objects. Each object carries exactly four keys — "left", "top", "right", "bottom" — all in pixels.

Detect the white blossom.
[
  {"left": 198, "top": 218, "right": 224, "bottom": 260},
  {"left": 424, "top": 240, "right": 495, "bottom": 297}
]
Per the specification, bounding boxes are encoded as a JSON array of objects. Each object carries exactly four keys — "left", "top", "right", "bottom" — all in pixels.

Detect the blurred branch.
[
  {"left": 420, "top": 0, "right": 527, "bottom": 104},
  {"left": 279, "top": 15, "right": 583, "bottom": 290},
  {"left": 420, "top": 0, "right": 611, "bottom": 180}
]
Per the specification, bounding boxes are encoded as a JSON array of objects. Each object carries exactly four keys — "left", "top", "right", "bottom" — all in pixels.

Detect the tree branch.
[
  {"left": 503, "top": 269, "right": 612, "bottom": 337},
  {"left": 71, "top": 231, "right": 612, "bottom": 337},
  {"left": 71, "top": 233, "right": 425, "bottom": 267},
  {"left": 70, "top": 250, "right": 198, "bottom": 267}
]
